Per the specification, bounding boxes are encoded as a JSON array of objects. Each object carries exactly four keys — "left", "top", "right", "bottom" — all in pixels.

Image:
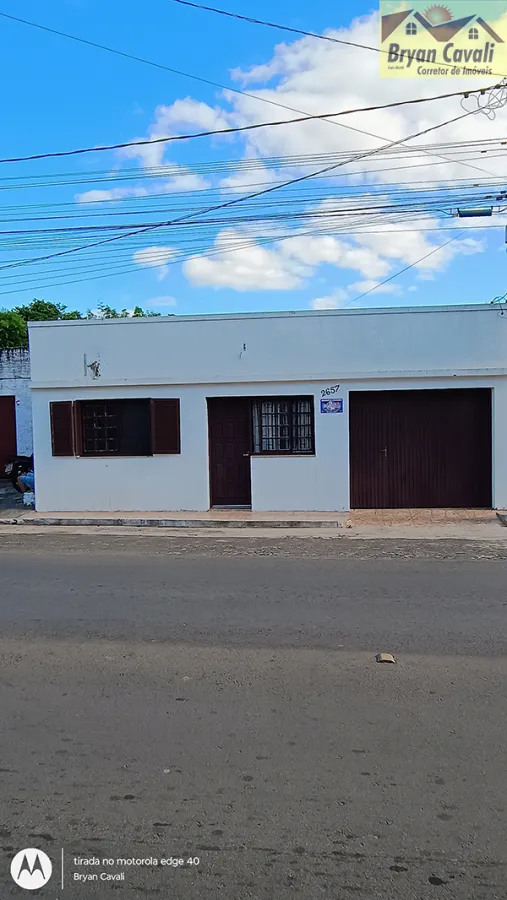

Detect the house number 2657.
[{"left": 321, "top": 384, "right": 340, "bottom": 397}]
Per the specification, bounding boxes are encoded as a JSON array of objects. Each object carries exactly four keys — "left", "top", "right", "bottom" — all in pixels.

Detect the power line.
[
  {"left": 0, "top": 88, "right": 488, "bottom": 165},
  {"left": 1, "top": 145, "right": 505, "bottom": 196},
  {"left": 0, "top": 106, "right": 477, "bottom": 275},
  {"left": 0, "top": 220, "right": 474, "bottom": 297},
  {"left": 0, "top": 176, "right": 499, "bottom": 255},
  {"left": 1, "top": 173, "right": 501, "bottom": 225},
  {"left": 0, "top": 189, "right": 498, "bottom": 235},
  {"left": 0, "top": 222, "right": 498, "bottom": 277}
]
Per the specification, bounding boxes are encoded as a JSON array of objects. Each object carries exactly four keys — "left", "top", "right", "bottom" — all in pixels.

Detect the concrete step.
[{"left": 0, "top": 515, "right": 345, "bottom": 529}]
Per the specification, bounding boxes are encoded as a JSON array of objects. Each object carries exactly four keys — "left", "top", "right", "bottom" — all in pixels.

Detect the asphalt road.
[{"left": 0, "top": 533, "right": 506, "bottom": 900}]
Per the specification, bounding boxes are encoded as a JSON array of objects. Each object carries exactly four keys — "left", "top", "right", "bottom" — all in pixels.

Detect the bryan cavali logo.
[
  {"left": 10, "top": 848, "right": 53, "bottom": 890},
  {"left": 380, "top": 1, "right": 507, "bottom": 77}
]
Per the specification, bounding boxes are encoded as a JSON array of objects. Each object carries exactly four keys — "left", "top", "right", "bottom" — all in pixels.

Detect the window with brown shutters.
[
  {"left": 151, "top": 399, "right": 181, "bottom": 454},
  {"left": 50, "top": 398, "right": 181, "bottom": 457},
  {"left": 50, "top": 401, "right": 75, "bottom": 456}
]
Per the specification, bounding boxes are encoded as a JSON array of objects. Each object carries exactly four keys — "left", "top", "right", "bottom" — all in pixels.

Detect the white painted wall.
[
  {"left": 0, "top": 349, "right": 32, "bottom": 455},
  {"left": 29, "top": 305, "right": 507, "bottom": 389},
  {"left": 492, "top": 379, "right": 507, "bottom": 508},
  {"left": 28, "top": 307, "right": 507, "bottom": 513},
  {"left": 33, "top": 381, "right": 342, "bottom": 512},
  {"left": 32, "top": 386, "right": 208, "bottom": 512},
  {"left": 31, "top": 375, "right": 507, "bottom": 513}
]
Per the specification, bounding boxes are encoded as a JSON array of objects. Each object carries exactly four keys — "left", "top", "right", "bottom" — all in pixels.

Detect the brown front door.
[
  {"left": 208, "top": 398, "right": 252, "bottom": 507},
  {"left": 349, "top": 389, "right": 492, "bottom": 509},
  {"left": 0, "top": 395, "right": 17, "bottom": 477}
]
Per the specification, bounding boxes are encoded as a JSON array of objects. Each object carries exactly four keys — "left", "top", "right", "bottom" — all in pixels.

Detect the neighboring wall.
[{"left": 0, "top": 349, "right": 32, "bottom": 455}]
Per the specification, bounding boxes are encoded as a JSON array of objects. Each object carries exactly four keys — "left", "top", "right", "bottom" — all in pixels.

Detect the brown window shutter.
[
  {"left": 50, "top": 401, "right": 75, "bottom": 456},
  {"left": 151, "top": 399, "right": 181, "bottom": 454},
  {"left": 73, "top": 402, "right": 83, "bottom": 456}
]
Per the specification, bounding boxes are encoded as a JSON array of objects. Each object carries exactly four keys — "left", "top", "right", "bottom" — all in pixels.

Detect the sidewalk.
[{"left": 0, "top": 505, "right": 506, "bottom": 541}]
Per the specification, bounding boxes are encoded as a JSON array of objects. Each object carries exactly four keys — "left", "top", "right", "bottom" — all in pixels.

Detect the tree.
[
  {"left": 0, "top": 298, "right": 83, "bottom": 349},
  {"left": 86, "top": 302, "right": 161, "bottom": 319},
  {"left": 0, "top": 311, "right": 28, "bottom": 348},
  {"left": 132, "top": 306, "right": 162, "bottom": 318},
  {"left": 0, "top": 298, "right": 164, "bottom": 348},
  {"left": 13, "top": 299, "right": 82, "bottom": 322}
]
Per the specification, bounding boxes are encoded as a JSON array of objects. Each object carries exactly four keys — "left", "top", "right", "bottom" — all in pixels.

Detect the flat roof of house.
[{"left": 27, "top": 303, "right": 496, "bottom": 327}]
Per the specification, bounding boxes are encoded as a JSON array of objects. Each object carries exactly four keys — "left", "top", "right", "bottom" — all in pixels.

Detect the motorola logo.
[{"left": 11, "top": 848, "right": 53, "bottom": 890}]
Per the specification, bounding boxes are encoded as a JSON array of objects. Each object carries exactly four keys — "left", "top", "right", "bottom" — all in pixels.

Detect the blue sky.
[{"left": 1, "top": 0, "right": 507, "bottom": 317}]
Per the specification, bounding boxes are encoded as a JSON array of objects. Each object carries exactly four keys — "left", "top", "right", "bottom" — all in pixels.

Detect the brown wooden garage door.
[{"left": 349, "top": 389, "right": 492, "bottom": 509}]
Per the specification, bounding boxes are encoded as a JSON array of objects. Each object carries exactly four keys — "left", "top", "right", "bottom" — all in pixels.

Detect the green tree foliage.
[
  {"left": 87, "top": 303, "right": 162, "bottom": 319},
  {"left": 132, "top": 306, "right": 162, "bottom": 318},
  {"left": 0, "top": 311, "right": 29, "bottom": 348},
  {"left": 0, "top": 298, "right": 164, "bottom": 348},
  {"left": 13, "top": 299, "right": 82, "bottom": 321}
]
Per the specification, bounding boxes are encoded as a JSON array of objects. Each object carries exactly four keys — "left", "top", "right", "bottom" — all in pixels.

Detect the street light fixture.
[{"left": 457, "top": 207, "right": 493, "bottom": 218}]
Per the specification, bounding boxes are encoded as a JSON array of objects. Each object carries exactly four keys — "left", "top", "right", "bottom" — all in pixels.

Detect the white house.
[
  {"left": 28, "top": 304, "right": 507, "bottom": 513},
  {"left": 0, "top": 349, "right": 32, "bottom": 472}
]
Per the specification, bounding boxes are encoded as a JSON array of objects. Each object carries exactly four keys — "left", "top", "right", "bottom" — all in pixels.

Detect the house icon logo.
[
  {"left": 379, "top": 1, "right": 507, "bottom": 77},
  {"left": 10, "top": 848, "right": 53, "bottom": 890}
]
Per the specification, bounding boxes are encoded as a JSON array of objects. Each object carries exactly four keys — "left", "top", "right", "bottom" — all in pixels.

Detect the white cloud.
[
  {"left": 119, "top": 137, "right": 168, "bottom": 170},
  {"left": 220, "top": 164, "right": 280, "bottom": 194},
  {"left": 181, "top": 214, "right": 486, "bottom": 293},
  {"left": 353, "top": 227, "right": 484, "bottom": 276},
  {"left": 77, "top": 170, "right": 209, "bottom": 204},
  {"left": 185, "top": 229, "right": 387, "bottom": 292},
  {"left": 144, "top": 8, "right": 507, "bottom": 202},
  {"left": 311, "top": 289, "right": 348, "bottom": 309},
  {"left": 311, "top": 280, "right": 398, "bottom": 310},
  {"left": 77, "top": 186, "right": 149, "bottom": 203},
  {"left": 165, "top": 172, "right": 210, "bottom": 192},
  {"left": 91, "top": 8, "right": 507, "bottom": 198},
  {"left": 156, "top": 98, "right": 231, "bottom": 133},
  {"left": 222, "top": 13, "right": 505, "bottom": 185},
  {"left": 145, "top": 296, "right": 177, "bottom": 308},
  {"left": 280, "top": 234, "right": 392, "bottom": 278},
  {"left": 184, "top": 231, "right": 307, "bottom": 291},
  {"left": 133, "top": 246, "right": 178, "bottom": 280},
  {"left": 118, "top": 99, "right": 231, "bottom": 169},
  {"left": 121, "top": 9, "right": 494, "bottom": 299}
]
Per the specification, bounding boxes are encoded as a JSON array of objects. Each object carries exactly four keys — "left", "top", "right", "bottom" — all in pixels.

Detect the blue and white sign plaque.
[{"left": 320, "top": 399, "right": 343, "bottom": 414}]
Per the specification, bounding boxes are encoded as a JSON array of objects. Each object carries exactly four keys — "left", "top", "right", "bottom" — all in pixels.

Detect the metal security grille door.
[{"left": 349, "top": 389, "right": 492, "bottom": 509}]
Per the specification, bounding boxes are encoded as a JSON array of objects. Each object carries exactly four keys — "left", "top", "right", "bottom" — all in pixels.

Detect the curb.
[
  {"left": 496, "top": 512, "right": 507, "bottom": 527},
  {"left": 0, "top": 516, "right": 345, "bottom": 529}
]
